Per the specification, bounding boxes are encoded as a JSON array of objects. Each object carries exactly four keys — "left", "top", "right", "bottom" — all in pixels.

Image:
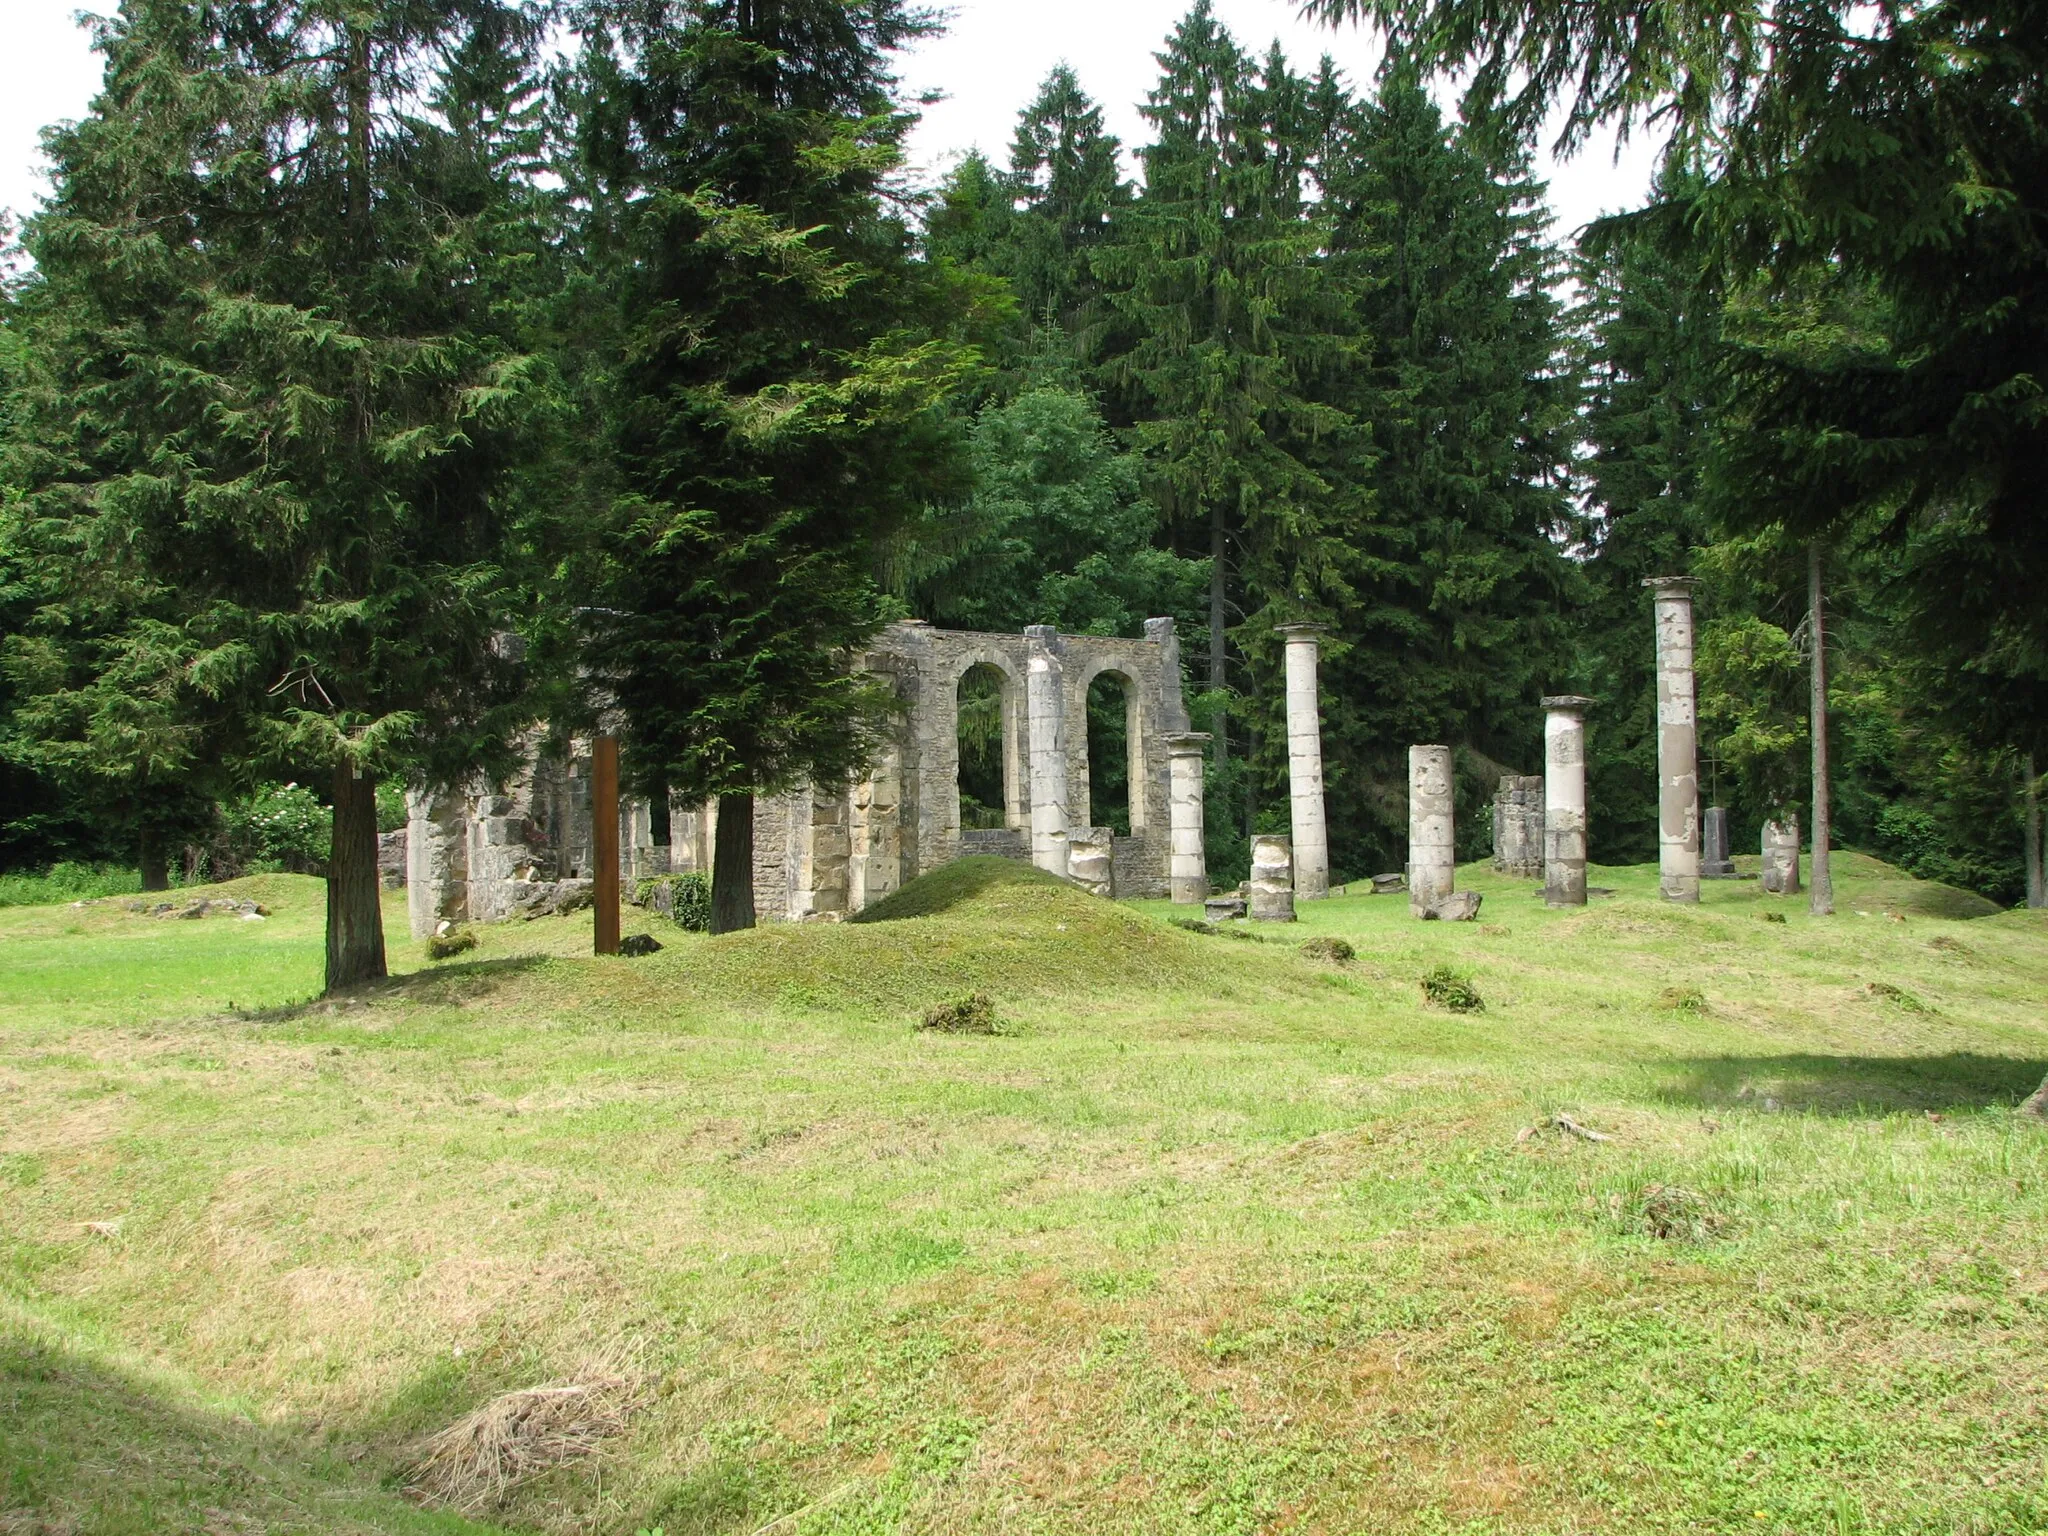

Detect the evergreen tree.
[
  {"left": 1567, "top": 185, "right": 1718, "bottom": 861},
  {"left": 1096, "top": 4, "right": 1350, "bottom": 869},
  {"left": 3, "top": 0, "right": 549, "bottom": 988},
  {"left": 560, "top": 0, "right": 976, "bottom": 933},
  {"left": 1309, "top": 59, "right": 1579, "bottom": 872},
  {"left": 1004, "top": 65, "right": 1130, "bottom": 332}
]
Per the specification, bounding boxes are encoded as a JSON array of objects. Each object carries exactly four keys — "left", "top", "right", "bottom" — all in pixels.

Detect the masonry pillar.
[
  {"left": 1249, "top": 834, "right": 1295, "bottom": 921},
  {"left": 1543, "top": 696, "right": 1594, "bottom": 907},
  {"left": 1276, "top": 624, "right": 1330, "bottom": 900},
  {"left": 1407, "top": 745, "right": 1456, "bottom": 918},
  {"left": 1164, "top": 732, "right": 1212, "bottom": 904},
  {"left": 1647, "top": 577, "right": 1701, "bottom": 903},
  {"left": 1761, "top": 816, "right": 1802, "bottom": 896},
  {"left": 1025, "top": 625, "right": 1069, "bottom": 878}
]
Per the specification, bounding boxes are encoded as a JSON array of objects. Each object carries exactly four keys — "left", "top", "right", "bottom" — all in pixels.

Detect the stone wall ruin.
[{"left": 405, "top": 619, "right": 1200, "bottom": 936}]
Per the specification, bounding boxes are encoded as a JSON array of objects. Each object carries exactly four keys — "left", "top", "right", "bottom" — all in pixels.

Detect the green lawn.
[{"left": 2, "top": 854, "right": 2045, "bottom": 1534}]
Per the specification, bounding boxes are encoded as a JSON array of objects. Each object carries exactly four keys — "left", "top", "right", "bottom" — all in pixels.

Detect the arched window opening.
[
  {"left": 1087, "top": 672, "right": 1137, "bottom": 837},
  {"left": 957, "top": 664, "right": 1009, "bottom": 830}
]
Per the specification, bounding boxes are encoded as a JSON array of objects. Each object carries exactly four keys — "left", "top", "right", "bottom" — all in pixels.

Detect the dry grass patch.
[{"left": 407, "top": 1366, "right": 643, "bottom": 1514}]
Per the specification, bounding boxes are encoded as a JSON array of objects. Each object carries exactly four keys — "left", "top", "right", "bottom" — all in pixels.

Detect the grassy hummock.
[{"left": 1, "top": 850, "right": 2045, "bottom": 1533}]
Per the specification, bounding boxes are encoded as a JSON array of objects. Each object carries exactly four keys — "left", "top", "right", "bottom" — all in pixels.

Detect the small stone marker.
[
  {"left": 1702, "top": 806, "right": 1737, "bottom": 878},
  {"left": 1370, "top": 872, "right": 1406, "bottom": 896},
  {"left": 1249, "top": 835, "right": 1296, "bottom": 922},
  {"left": 1204, "top": 895, "right": 1247, "bottom": 922},
  {"left": 1761, "top": 817, "right": 1802, "bottom": 895}
]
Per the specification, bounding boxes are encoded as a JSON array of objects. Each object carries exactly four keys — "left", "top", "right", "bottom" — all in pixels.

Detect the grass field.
[{"left": 2, "top": 852, "right": 2045, "bottom": 1535}]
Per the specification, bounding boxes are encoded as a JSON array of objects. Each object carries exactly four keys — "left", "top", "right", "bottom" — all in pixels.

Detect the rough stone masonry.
[{"left": 406, "top": 619, "right": 1208, "bottom": 935}]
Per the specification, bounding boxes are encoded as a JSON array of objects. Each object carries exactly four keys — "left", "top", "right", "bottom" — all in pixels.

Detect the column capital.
[
  {"left": 1274, "top": 622, "right": 1329, "bottom": 640},
  {"left": 1541, "top": 694, "right": 1597, "bottom": 713},
  {"left": 1642, "top": 576, "right": 1696, "bottom": 596},
  {"left": 1162, "top": 731, "right": 1213, "bottom": 753}
]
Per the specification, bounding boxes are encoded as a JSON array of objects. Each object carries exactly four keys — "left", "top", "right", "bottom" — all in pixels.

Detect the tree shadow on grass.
[
  {"left": 1656, "top": 1053, "right": 2048, "bottom": 1116},
  {"left": 246, "top": 956, "right": 551, "bottom": 1022},
  {"left": 0, "top": 1324, "right": 498, "bottom": 1534}
]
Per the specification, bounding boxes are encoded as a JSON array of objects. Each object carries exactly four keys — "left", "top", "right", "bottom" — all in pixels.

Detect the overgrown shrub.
[
  {"left": 0, "top": 862, "right": 144, "bottom": 908},
  {"left": 225, "top": 783, "right": 331, "bottom": 873},
  {"left": 921, "top": 991, "right": 1002, "bottom": 1034},
  {"left": 1658, "top": 985, "right": 1707, "bottom": 1014},
  {"left": 1420, "top": 964, "right": 1483, "bottom": 1013},
  {"left": 1299, "top": 935, "right": 1355, "bottom": 963},
  {"left": 637, "top": 872, "right": 712, "bottom": 932},
  {"left": 427, "top": 929, "right": 477, "bottom": 960}
]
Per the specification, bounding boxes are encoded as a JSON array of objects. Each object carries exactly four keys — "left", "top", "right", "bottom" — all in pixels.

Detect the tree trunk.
[
  {"left": 1807, "top": 542, "right": 1834, "bottom": 917},
  {"left": 2022, "top": 1075, "right": 2048, "bottom": 1119},
  {"left": 1208, "top": 501, "right": 1228, "bottom": 777},
  {"left": 710, "top": 792, "right": 755, "bottom": 934},
  {"left": 325, "top": 764, "right": 388, "bottom": 993},
  {"left": 139, "top": 823, "right": 169, "bottom": 892},
  {"left": 2026, "top": 751, "right": 2044, "bottom": 910},
  {"left": 344, "top": 24, "right": 372, "bottom": 240}
]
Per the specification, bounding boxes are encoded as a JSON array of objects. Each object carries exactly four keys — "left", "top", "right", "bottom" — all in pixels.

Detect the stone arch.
[
  {"left": 935, "top": 646, "right": 1029, "bottom": 850},
  {"left": 1069, "top": 660, "right": 1147, "bottom": 835}
]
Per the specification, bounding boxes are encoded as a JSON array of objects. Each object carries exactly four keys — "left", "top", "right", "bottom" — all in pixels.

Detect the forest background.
[{"left": 0, "top": 0, "right": 2042, "bottom": 958}]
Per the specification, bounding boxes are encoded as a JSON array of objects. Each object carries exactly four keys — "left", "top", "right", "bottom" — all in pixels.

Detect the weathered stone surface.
[
  {"left": 410, "top": 620, "right": 1200, "bottom": 926},
  {"left": 1761, "top": 817, "right": 1802, "bottom": 895},
  {"left": 1277, "top": 624, "right": 1329, "bottom": 900},
  {"left": 1370, "top": 872, "right": 1406, "bottom": 895},
  {"left": 1491, "top": 775, "right": 1544, "bottom": 878},
  {"left": 1421, "top": 891, "right": 1483, "bottom": 922},
  {"left": 1543, "top": 696, "right": 1595, "bottom": 907},
  {"left": 1067, "top": 826, "right": 1115, "bottom": 899},
  {"left": 1702, "top": 805, "right": 1738, "bottom": 877},
  {"left": 1203, "top": 895, "right": 1247, "bottom": 922},
  {"left": 1647, "top": 578, "right": 1701, "bottom": 903},
  {"left": 377, "top": 828, "right": 408, "bottom": 890},
  {"left": 1250, "top": 834, "right": 1296, "bottom": 922},
  {"left": 1165, "top": 731, "right": 1211, "bottom": 904},
  {"left": 1408, "top": 745, "right": 1456, "bottom": 918}
]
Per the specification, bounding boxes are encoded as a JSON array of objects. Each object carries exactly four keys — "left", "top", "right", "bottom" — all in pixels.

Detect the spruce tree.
[
  {"left": 561, "top": 0, "right": 976, "bottom": 933},
  {"left": 4, "top": 0, "right": 548, "bottom": 989},
  {"left": 1096, "top": 3, "right": 1349, "bottom": 868},
  {"left": 1309, "top": 58, "right": 1578, "bottom": 870},
  {"left": 1005, "top": 66, "right": 1131, "bottom": 333}
]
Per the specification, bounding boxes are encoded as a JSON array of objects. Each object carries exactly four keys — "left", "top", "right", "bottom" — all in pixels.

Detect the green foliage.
[
  {"left": 560, "top": 0, "right": 976, "bottom": 809},
  {"left": 1419, "top": 962, "right": 1484, "bottom": 1011},
  {"left": 223, "top": 784, "right": 332, "bottom": 874},
  {"left": 918, "top": 990, "right": 1003, "bottom": 1034},
  {"left": 425, "top": 928, "right": 478, "bottom": 961},
  {"left": 0, "top": 862, "right": 143, "bottom": 909}
]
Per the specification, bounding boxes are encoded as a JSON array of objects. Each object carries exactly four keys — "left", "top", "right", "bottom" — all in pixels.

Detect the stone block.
[
  {"left": 1250, "top": 834, "right": 1295, "bottom": 922},
  {"left": 1421, "top": 891, "right": 1483, "bottom": 922},
  {"left": 1204, "top": 895, "right": 1247, "bottom": 922}
]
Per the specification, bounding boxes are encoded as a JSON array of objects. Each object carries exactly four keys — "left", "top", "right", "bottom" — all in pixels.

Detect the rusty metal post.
[{"left": 592, "top": 735, "right": 621, "bottom": 955}]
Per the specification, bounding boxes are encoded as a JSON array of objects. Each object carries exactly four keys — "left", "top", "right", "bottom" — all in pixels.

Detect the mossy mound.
[{"left": 847, "top": 856, "right": 1070, "bottom": 923}]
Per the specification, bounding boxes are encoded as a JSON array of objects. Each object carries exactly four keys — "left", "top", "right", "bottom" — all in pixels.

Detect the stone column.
[
  {"left": 1646, "top": 577, "right": 1701, "bottom": 903},
  {"left": 1249, "top": 834, "right": 1295, "bottom": 921},
  {"left": 1407, "top": 744, "right": 1456, "bottom": 918},
  {"left": 1025, "top": 625, "right": 1069, "bottom": 878},
  {"left": 1163, "top": 732, "right": 1212, "bottom": 904},
  {"left": 1067, "top": 827, "right": 1115, "bottom": 899},
  {"left": 1276, "top": 624, "right": 1330, "bottom": 901},
  {"left": 1543, "top": 696, "right": 1595, "bottom": 907},
  {"left": 1702, "top": 806, "right": 1736, "bottom": 877}
]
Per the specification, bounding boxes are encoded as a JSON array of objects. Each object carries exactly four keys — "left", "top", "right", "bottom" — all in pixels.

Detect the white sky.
[{"left": 3, "top": 0, "right": 1661, "bottom": 245}]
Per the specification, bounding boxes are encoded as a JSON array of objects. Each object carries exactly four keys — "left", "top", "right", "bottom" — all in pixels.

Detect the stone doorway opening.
[
  {"left": 957, "top": 663, "right": 1011, "bottom": 831},
  {"left": 1085, "top": 670, "right": 1141, "bottom": 838}
]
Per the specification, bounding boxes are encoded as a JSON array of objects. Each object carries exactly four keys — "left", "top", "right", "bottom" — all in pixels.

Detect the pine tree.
[
  {"left": 3, "top": 0, "right": 549, "bottom": 988},
  {"left": 1568, "top": 182, "right": 1718, "bottom": 861},
  {"left": 1309, "top": 58, "right": 1578, "bottom": 871},
  {"left": 1005, "top": 65, "right": 1131, "bottom": 332},
  {"left": 561, "top": 0, "right": 977, "bottom": 933},
  {"left": 1096, "top": 4, "right": 1350, "bottom": 869}
]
